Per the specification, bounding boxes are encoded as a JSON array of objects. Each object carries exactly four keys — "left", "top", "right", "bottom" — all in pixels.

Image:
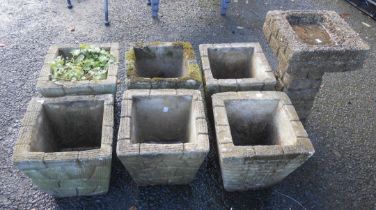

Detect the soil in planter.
[{"left": 291, "top": 24, "right": 333, "bottom": 45}]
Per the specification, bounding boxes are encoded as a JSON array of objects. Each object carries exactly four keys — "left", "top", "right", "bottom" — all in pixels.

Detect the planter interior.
[
  {"left": 208, "top": 47, "right": 255, "bottom": 79},
  {"left": 224, "top": 99, "right": 296, "bottom": 146},
  {"left": 132, "top": 95, "right": 193, "bottom": 144},
  {"left": 134, "top": 46, "right": 186, "bottom": 78},
  {"left": 57, "top": 47, "right": 111, "bottom": 59},
  {"left": 34, "top": 100, "right": 103, "bottom": 152},
  {"left": 287, "top": 14, "right": 333, "bottom": 45}
]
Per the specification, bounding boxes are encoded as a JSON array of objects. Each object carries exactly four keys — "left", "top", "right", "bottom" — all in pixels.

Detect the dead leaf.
[
  {"left": 69, "top": 26, "right": 75, "bottom": 32},
  {"left": 129, "top": 206, "right": 137, "bottom": 210},
  {"left": 340, "top": 13, "right": 351, "bottom": 19}
]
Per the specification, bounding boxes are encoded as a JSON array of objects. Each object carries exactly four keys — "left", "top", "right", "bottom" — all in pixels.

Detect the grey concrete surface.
[{"left": 0, "top": 0, "right": 375, "bottom": 209}]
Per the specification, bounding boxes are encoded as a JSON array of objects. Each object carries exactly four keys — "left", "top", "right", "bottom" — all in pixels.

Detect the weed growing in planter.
[{"left": 50, "top": 44, "right": 115, "bottom": 81}]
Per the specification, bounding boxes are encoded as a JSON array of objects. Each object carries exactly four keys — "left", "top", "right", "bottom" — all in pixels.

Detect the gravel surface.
[{"left": 1, "top": 0, "right": 375, "bottom": 209}]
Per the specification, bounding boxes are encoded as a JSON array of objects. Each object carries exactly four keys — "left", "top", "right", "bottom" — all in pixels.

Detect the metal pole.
[
  {"left": 151, "top": 0, "right": 160, "bottom": 17},
  {"left": 67, "top": 0, "right": 73, "bottom": 9},
  {"left": 220, "top": 0, "right": 230, "bottom": 16},
  {"left": 104, "top": 0, "right": 110, "bottom": 26}
]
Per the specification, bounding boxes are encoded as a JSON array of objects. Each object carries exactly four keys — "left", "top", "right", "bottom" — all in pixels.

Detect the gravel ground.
[{"left": 1, "top": 0, "right": 375, "bottom": 209}]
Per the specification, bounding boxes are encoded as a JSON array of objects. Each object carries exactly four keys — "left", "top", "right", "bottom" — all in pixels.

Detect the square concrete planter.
[
  {"left": 117, "top": 89, "right": 209, "bottom": 185},
  {"left": 212, "top": 91, "right": 314, "bottom": 191},
  {"left": 36, "top": 43, "right": 119, "bottom": 97},
  {"left": 13, "top": 95, "right": 114, "bottom": 197},
  {"left": 199, "top": 43, "right": 276, "bottom": 96},
  {"left": 125, "top": 42, "right": 202, "bottom": 89}
]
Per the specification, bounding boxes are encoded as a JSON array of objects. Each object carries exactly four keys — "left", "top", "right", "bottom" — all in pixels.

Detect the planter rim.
[
  {"left": 117, "top": 89, "right": 209, "bottom": 157},
  {"left": 212, "top": 91, "right": 315, "bottom": 159},
  {"left": 13, "top": 94, "right": 114, "bottom": 170},
  {"left": 36, "top": 43, "right": 119, "bottom": 97}
]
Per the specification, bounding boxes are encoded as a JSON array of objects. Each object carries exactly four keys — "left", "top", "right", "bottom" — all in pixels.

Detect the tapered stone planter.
[
  {"left": 117, "top": 89, "right": 209, "bottom": 185},
  {"left": 36, "top": 43, "right": 119, "bottom": 97},
  {"left": 199, "top": 43, "right": 276, "bottom": 96},
  {"left": 13, "top": 95, "right": 114, "bottom": 197},
  {"left": 263, "top": 10, "right": 369, "bottom": 120},
  {"left": 125, "top": 42, "right": 202, "bottom": 89},
  {"left": 212, "top": 91, "right": 314, "bottom": 191}
]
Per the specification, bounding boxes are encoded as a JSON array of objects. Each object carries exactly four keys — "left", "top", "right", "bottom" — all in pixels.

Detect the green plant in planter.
[{"left": 50, "top": 44, "right": 115, "bottom": 81}]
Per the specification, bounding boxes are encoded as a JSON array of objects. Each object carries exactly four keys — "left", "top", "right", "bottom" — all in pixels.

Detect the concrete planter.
[
  {"left": 199, "top": 43, "right": 276, "bottom": 96},
  {"left": 263, "top": 10, "right": 369, "bottom": 120},
  {"left": 117, "top": 89, "right": 209, "bottom": 185},
  {"left": 212, "top": 91, "right": 314, "bottom": 191},
  {"left": 36, "top": 43, "right": 119, "bottom": 97},
  {"left": 13, "top": 95, "right": 114, "bottom": 197},
  {"left": 125, "top": 42, "right": 202, "bottom": 89}
]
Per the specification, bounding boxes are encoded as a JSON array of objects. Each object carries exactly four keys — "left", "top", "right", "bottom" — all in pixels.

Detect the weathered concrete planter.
[
  {"left": 199, "top": 43, "right": 276, "bottom": 96},
  {"left": 36, "top": 43, "right": 119, "bottom": 97},
  {"left": 117, "top": 89, "right": 209, "bottom": 185},
  {"left": 13, "top": 95, "right": 114, "bottom": 197},
  {"left": 212, "top": 91, "right": 314, "bottom": 191},
  {"left": 125, "top": 42, "right": 202, "bottom": 89},
  {"left": 263, "top": 10, "right": 369, "bottom": 120}
]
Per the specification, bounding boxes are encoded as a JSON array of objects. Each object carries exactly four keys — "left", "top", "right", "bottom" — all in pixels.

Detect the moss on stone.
[
  {"left": 172, "top": 42, "right": 195, "bottom": 60},
  {"left": 126, "top": 42, "right": 202, "bottom": 85},
  {"left": 125, "top": 49, "right": 136, "bottom": 77},
  {"left": 181, "top": 64, "right": 202, "bottom": 82}
]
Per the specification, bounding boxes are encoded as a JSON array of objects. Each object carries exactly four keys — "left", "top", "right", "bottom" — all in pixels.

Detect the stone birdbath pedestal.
[{"left": 263, "top": 10, "right": 369, "bottom": 121}]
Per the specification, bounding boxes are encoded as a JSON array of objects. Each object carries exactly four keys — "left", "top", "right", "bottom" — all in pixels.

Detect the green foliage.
[{"left": 50, "top": 44, "right": 115, "bottom": 81}]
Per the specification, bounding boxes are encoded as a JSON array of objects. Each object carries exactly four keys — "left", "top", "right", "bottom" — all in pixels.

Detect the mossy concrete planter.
[
  {"left": 36, "top": 43, "right": 119, "bottom": 97},
  {"left": 125, "top": 42, "right": 202, "bottom": 89},
  {"left": 199, "top": 43, "right": 276, "bottom": 96},
  {"left": 117, "top": 89, "right": 209, "bottom": 185},
  {"left": 212, "top": 91, "right": 314, "bottom": 191},
  {"left": 263, "top": 10, "right": 369, "bottom": 120},
  {"left": 13, "top": 95, "right": 114, "bottom": 197}
]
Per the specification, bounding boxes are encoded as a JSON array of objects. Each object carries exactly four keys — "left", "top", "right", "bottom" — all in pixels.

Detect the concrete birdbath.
[{"left": 263, "top": 10, "right": 369, "bottom": 120}]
